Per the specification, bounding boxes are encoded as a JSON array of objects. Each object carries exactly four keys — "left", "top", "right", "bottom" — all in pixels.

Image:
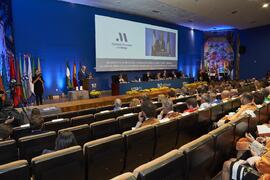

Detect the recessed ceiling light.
[
  {"left": 152, "top": 10, "right": 160, "bottom": 14},
  {"left": 231, "top": 10, "right": 238, "bottom": 14},
  {"left": 262, "top": 3, "right": 269, "bottom": 8}
]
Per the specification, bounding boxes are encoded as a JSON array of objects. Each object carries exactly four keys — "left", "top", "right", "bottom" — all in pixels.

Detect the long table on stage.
[{"left": 112, "top": 78, "right": 193, "bottom": 95}]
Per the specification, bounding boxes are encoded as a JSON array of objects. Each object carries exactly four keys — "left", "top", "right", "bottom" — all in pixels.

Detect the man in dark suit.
[
  {"left": 143, "top": 72, "right": 153, "bottom": 82},
  {"left": 78, "top": 66, "right": 89, "bottom": 87}
]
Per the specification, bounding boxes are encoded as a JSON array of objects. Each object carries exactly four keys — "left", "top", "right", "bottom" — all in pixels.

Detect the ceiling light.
[
  {"left": 262, "top": 3, "right": 269, "bottom": 8},
  {"left": 152, "top": 10, "right": 160, "bottom": 14}
]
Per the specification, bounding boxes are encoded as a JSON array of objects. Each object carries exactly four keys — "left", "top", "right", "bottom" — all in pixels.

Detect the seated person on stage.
[
  {"left": 199, "top": 93, "right": 211, "bottom": 109},
  {"left": 157, "top": 98, "right": 180, "bottom": 120},
  {"left": 156, "top": 72, "right": 162, "bottom": 81},
  {"left": 78, "top": 65, "right": 89, "bottom": 87},
  {"left": 170, "top": 71, "right": 178, "bottom": 79},
  {"left": 162, "top": 70, "right": 168, "bottom": 79},
  {"left": 129, "top": 98, "right": 141, "bottom": 108},
  {"left": 118, "top": 74, "right": 126, "bottom": 83},
  {"left": 135, "top": 101, "right": 159, "bottom": 128},
  {"left": 43, "top": 131, "right": 77, "bottom": 154},
  {"left": 221, "top": 90, "right": 231, "bottom": 102},
  {"left": 113, "top": 98, "right": 122, "bottom": 111},
  {"left": 217, "top": 92, "right": 257, "bottom": 127},
  {"left": 29, "top": 108, "right": 44, "bottom": 134},
  {"left": 143, "top": 72, "right": 152, "bottom": 82},
  {"left": 183, "top": 98, "right": 198, "bottom": 113}
]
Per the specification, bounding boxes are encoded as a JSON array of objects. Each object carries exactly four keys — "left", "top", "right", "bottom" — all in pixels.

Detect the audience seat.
[
  {"left": 0, "top": 140, "right": 18, "bottom": 165},
  {"left": 132, "top": 106, "right": 141, "bottom": 113},
  {"left": 70, "top": 114, "right": 94, "bottom": 126},
  {"left": 179, "top": 134, "right": 215, "bottom": 180},
  {"left": 43, "top": 114, "right": 58, "bottom": 122},
  {"left": 42, "top": 118, "right": 70, "bottom": 132},
  {"left": 153, "top": 102, "right": 162, "bottom": 108},
  {"left": 31, "top": 146, "right": 84, "bottom": 180},
  {"left": 222, "top": 101, "right": 233, "bottom": 115},
  {"left": 231, "top": 98, "right": 241, "bottom": 112},
  {"left": 197, "top": 108, "right": 211, "bottom": 135},
  {"left": 249, "top": 110, "right": 260, "bottom": 134},
  {"left": 123, "top": 126, "right": 155, "bottom": 172},
  {"left": 116, "top": 108, "right": 134, "bottom": 117},
  {"left": 12, "top": 126, "right": 31, "bottom": 140},
  {"left": 118, "top": 113, "right": 138, "bottom": 133},
  {"left": 77, "top": 108, "right": 96, "bottom": 116},
  {"left": 155, "top": 107, "right": 162, "bottom": 116},
  {"left": 208, "top": 124, "right": 235, "bottom": 174},
  {"left": 96, "top": 105, "right": 114, "bottom": 113},
  {"left": 173, "top": 102, "right": 188, "bottom": 113},
  {"left": 0, "top": 160, "right": 30, "bottom": 180},
  {"left": 84, "top": 134, "right": 125, "bottom": 180},
  {"left": 154, "top": 120, "right": 178, "bottom": 157},
  {"left": 259, "top": 105, "right": 268, "bottom": 124},
  {"left": 111, "top": 172, "right": 136, "bottom": 180},
  {"left": 134, "top": 150, "right": 186, "bottom": 180},
  {"left": 57, "top": 111, "right": 77, "bottom": 119},
  {"left": 90, "top": 118, "right": 119, "bottom": 140},
  {"left": 18, "top": 131, "right": 56, "bottom": 162},
  {"left": 177, "top": 113, "right": 199, "bottom": 147},
  {"left": 229, "top": 115, "right": 250, "bottom": 142},
  {"left": 94, "top": 111, "right": 117, "bottom": 122},
  {"left": 58, "top": 124, "right": 90, "bottom": 146},
  {"left": 211, "top": 104, "right": 223, "bottom": 122}
]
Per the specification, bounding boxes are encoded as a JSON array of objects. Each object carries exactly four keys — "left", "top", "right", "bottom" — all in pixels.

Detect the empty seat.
[
  {"left": 173, "top": 102, "right": 188, "bottom": 113},
  {"left": 94, "top": 111, "right": 117, "bottom": 122},
  {"left": 0, "top": 140, "right": 18, "bottom": 165},
  {"left": 154, "top": 120, "right": 178, "bottom": 157},
  {"left": 96, "top": 105, "right": 114, "bottom": 113},
  {"left": 42, "top": 119, "right": 70, "bottom": 132},
  {"left": 0, "top": 160, "right": 30, "bottom": 180},
  {"left": 134, "top": 150, "right": 186, "bottom": 180},
  {"left": 179, "top": 134, "right": 215, "bottom": 180},
  {"left": 57, "top": 111, "right": 78, "bottom": 119},
  {"left": 123, "top": 126, "right": 155, "bottom": 172},
  {"left": 77, "top": 108, "right": 96, "bottom": 116},
  {"left": 70, "top": 114, "right": 94, "bottom": 126},
  {"left": 59, "top": 124, "right": 90, "bottom": 146},
  {"left": 18, "top": 131, "right": 56, "bottom": 162},
  {"left": 177, "top": 113, "right": 199, "bottom": 147},
  {"left": 31, "top": 146, "right": 84, "bottom": 180},
  {"left": 12, "top": 126, "right": 31, "bottom": 140},
  {"left": 111, "top": 172, "right": 136, "bottom": 180},
  {"left": 115, "top": 108, "right": 134, "bottom": 117},
  {"left": 43, "top": 114, "right": 58, "bottom": 122},
  {"left": 208, "top": 124, "right": 235, "bottom": 174},
  {"left": 229, "top": 115, "right": 250, "bottom": 142},
  {"left": 211, "top": 104, "right": 223, "bottom": 122},
  {"left": 197, "top": 108, "right": 211, "bottom": 135},
  {"left": 118, "top": 113, "right": 138, "bottom": 133},
  {"left": 84, "top": 134, "right": 125, "bottom": 180},
  {"left": 90, "top": 118, "right": 119, "bottom": 140}
]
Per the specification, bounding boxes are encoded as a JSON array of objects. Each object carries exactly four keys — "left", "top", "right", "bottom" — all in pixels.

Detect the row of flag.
[
  {"left": 66, "top": 62, "right": 78, "bottom": 90},
  {"left": 0, "top": 52, "right": 42, "bottom": 107}
]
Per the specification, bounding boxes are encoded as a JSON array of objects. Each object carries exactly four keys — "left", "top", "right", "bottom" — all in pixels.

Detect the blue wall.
[
  {"left": 239, "top": 25, "right": 270, "bottom": 79},
  {"left": 12, "top": 0, "right": 204, "bottom": 96}
]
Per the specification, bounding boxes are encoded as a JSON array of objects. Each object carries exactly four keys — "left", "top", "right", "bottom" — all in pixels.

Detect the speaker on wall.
[{"left": 239, "top": 46, "right": 246, "bottom": 54}]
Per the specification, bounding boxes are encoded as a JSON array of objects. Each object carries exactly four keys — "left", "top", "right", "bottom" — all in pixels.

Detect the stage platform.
[{"left": 18, "top": 89, "right": 170, "bottom": 113}]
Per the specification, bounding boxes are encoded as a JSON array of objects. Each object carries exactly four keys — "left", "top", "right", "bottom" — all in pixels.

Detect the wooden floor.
[{"left": 18, "top": 89, "right": 170, "bottom": 112}]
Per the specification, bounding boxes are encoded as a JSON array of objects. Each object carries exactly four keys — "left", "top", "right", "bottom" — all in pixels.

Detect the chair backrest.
[
  {"left": 211, "top": 104, "right": 223, "bottom": 122},
  {"left": 84, "top": 134, "right": 125, "bottom": 180},
  {"left": 132, "top": 106, "right": 141, "bottom": 113},
  {"left": 154, "top": 120, "right": 178, "bottom": 158},
  {"left": 231, "top": 98, "right": 241, "bottom": 112},
  {"left": 58, "top": 124, "right": 90, "bottom": 146},
  {"left": 153, "top": 102, "right": 162, "bottom": 108},
  {"left": 57, "top": 111, "right": 77, "bottom": 119},
  {"left": 123, "top": 126, "right": 155, "bottom": 172},
  {"left": 77, "top": 108, "right": 96, "bottom": 116},
  {"left": 31, "top": 146, "right": 84, "bottom": 180},
  {"left": 111, "top": 172, "right": 136, "bottom": 180},
  {"left": 197, "top": 108, "right": 211, "bottom": 135},
  {"left": 249, "top": 109, "right": 260, "bottom": 134},
  {"left": 43, "top": 114, "right": 58, "bottom": 122},
  {"left": 229, "top": 115, "right": 250, "bottom": 142},
  {"left": 96, "top": 105, "right": 114, "bottom": 113},
  {"left": 70, "top": 114, "right": 94, "bottom": 126},
  {"left": 134, "top": 150, "right": 186, "bottom": 180},
  {"left": 94, "top": 111, "right": 117, "bottom": 122},
  {"left": 173, "top": 103, "right": 188, "bottom": 113},
  {"left": 259, "top": 105, "right": 268, "bottom": 124},
  {"left": 0, "top": 160, "right": 30, "bottom": 180},
  {"left": 118, "top": 113, "right": 138, "bottom": 133},
  {"left": 18, "top": 131, "right": 56, "bottom": 162},
  {"left": 222, "top": 101, "right": 233, "bottom": 115},
  {"left": 179, "top": 134, "right": 215, "bottom": 180},
  {"left": 155, "top": 107, "right": 163, "bottom": 116},
  {"left": 42, "top": 119, "right": 70, "bottom": 132},
  {"left": 208, "top": 124, "right": 235, "bottom": 173},
  {"left": 177, "top": 113, "right": 199, "bottom": 147},
  {"left": 116, "top": 108, "right": 134, "bottom": 117},
  {"left": 0, "top": 140, "right": 18, "bottom": 165},
  {"left": 12, "top": 126, "right": 31, "bottom": 140},
  {"left": 90, "top": 118, "right": 119, "bottom": 140}
]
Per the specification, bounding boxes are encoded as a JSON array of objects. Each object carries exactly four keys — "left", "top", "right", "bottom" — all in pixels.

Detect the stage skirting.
[{"left": 119, "top": 78, "right": 193, "bottom": 95}]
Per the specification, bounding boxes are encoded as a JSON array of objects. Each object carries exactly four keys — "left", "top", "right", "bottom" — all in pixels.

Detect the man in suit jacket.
[{"left": 78, "top": 66, "right": 89, "bottom": 86}]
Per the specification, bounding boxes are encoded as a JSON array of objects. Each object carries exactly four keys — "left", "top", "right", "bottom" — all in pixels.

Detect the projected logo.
[
  {"left": 112, "top": 32, "right": 132, "bottom": 50},
  {"left": 116, "top": 33, "right": 128, "bottom": 42}
]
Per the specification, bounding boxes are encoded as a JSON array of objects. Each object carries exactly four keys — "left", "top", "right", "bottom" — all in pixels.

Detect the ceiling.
[{"left": 60, "top": 0, "right": 270, "bottom": 31}]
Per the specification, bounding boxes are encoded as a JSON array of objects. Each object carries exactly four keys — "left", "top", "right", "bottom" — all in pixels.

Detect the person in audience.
[
  {"left": 230, "top": 89, "right": 239, "bottom": 98},
  {"left": 157, "top": 94, "right": 167, "bottom": 104},
  {"left": 157, "top": 98, "right": 180, "bottom": 120},
  {"left": 168, "top": 90, "right": 177, "bottom": 100},
  {"left": 113, "top": 98, "right": 122, "bottom": 111},
  {"left": 183, "top": 98, "right": 198, "bottom": 113},
  {"left": 262, "top": 88, "right": 270, "bottom": 102},
  {"left": 0, "top": 123, "right": 12, "bottom": 141},
  {"left": 221, "top": 90, "right": 231, "bottom": 102},
  {"left": 253, "top": 91, "right": 265, "bottom": 106},
  {"left": 0, "top": 100, "right": 23, "bottom": 127},
  {"left": 29, "top": 108, "right": 44, "bottom": 133},
  {"left": 135, "top": 101, "right": 159, "bottom": 128},
  {"left": 139, "top": 94, "right": 151, "bottom": 104},
  {"left": 129, "top": 98, "right": 141, "bottom": 108},
  {"left": 43, "top": 131, "right": 78, "bottom": 154},
  {"left": 255, "top": 80, "right": 263, "bottom": 90},
  {"left": 199, "top": 93, "right": 211, "bottom": 109}
]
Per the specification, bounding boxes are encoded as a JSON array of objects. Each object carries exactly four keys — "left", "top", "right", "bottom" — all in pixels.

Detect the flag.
[
  {"left": 14, "top": 57, "right": 23, "bottom": 107},
  {"left": 66, "top": 62, "right": 72, "bottom": 90},
  {"left": 19, "top": 55, "right": 26, "bottom": 99},
  {"left": 23, "top": 55, "right": 28, "bottom": 99},
  {"left": 32, "top": 56, "right": 35, "bottom": 74},
  {"left": 1, "top": 53, "right": 8, "bottom": 91},
  {"left": 9, "top": 53, "right": 16, "bottom": 81},
  {"left": 27, "top": 55, "right": 34, "bottom": 98},
  {"left": 37, "top": 57, "right": 41, "bottom": 72},
  {"left": 72, "top": 63, "right": 78, "bottom": 88}
]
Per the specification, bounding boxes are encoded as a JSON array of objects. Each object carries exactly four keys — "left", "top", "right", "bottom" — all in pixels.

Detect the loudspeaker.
[{"left": 239, "top": 46, "right": 246, "bottom": 54}]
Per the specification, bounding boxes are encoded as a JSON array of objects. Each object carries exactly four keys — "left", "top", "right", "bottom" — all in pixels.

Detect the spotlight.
[{"left": 262, "top": 3, "right": 269, "bottom": 8}]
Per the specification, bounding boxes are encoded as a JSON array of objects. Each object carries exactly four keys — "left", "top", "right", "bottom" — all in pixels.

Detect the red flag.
[
  {"left": 0, "top": 75, "right": 6, "bottom": 102},
  {"left": 14, "top": 58, "right": 23, "bottom": 107},
  {"left": 73, "top": 63, "right": 78, "bottom": 88},
  {"left": 9, "top": 54, "right": 16, "bottom": 80}
]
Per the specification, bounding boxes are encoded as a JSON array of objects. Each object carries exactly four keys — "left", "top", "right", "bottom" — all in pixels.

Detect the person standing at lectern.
[
  {"left": 78, "top": 66, "right": 89, "bottom": 87},
  {"left": 32, "top": 69, "right": 45, "bottom": 105}
]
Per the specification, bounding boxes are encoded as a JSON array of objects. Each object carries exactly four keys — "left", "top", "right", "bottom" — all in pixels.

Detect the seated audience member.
[
  {"left": 157, "top": 94, "right": 167, "bottom": 104},
  {"left": 253, "top": 91, "right": 265, "bottom": 106},
  {"left": 221, "top": 90, "right": 231, "bottom": 102},
  {"left": 168, "top": 90, "right": 177, "bottom": 100},
  {"left": 29, "top": 108, "right": 44, "bottom": 133},
  {"left": 262, "top": 88, "right": 270, "bottom": 102},
  {"left": 183, "top": 98, "right": 198, "bottom": 113},
  {"left": 230, "top": 89, "right": 239, "bottom": 98},
  {"left": 199, "top": 93, "right": 211, "bottom": 109},
  {"left": 255, "top": 80, "right": 263, "bottom": 90},
  {"left": 43, "top": 131, "right": 77, "bottom": 154},
  {"left": 135, "top": 101, "right": 159, "bottom": 128},
  {"left": 113, "top": 98, "right": 122, "bottom": 111},
  {"left": 0, "top": 123, "right": 13, "bottom": 141},
  {"left": 139, "top": 94, "right": 151, "bottom": 104},
  {"left": 158, "top": 98, "right": 180, "bottom": 120},
  {"left": 129, "top": 98, "right": 141, "bottom": 108},
  {"left": 0, "top": 100, "right": 23, "bottom": 127}
]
